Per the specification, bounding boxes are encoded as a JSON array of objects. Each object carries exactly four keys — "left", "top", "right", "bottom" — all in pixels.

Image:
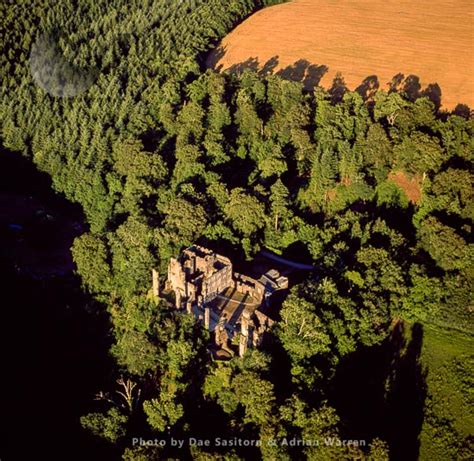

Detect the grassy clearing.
[{"left": 418, "top": 323, "right": 473, "bottom": 460}]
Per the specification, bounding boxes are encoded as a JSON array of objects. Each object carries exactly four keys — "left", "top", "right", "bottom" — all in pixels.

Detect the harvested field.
[{"left": 207, "top": 0, "right": 474, "bottom": 110}]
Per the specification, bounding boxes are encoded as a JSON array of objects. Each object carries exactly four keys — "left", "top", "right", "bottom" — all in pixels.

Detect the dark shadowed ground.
[{"left": 0, "top": 148, "right": 115, "bottom": 460}]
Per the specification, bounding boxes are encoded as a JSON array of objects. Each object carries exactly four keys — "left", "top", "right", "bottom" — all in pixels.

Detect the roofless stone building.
[{"left": 164, "top": 245, "right": 288, "bottom": 357}]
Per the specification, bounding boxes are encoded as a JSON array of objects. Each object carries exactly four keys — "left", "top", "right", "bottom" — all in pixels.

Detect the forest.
[{"left": 0, "top": 0, "right": 472, "bottom": 459}]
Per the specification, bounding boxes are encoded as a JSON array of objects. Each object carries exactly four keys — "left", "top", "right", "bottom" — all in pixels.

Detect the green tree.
[
  {"left": 80, "top": 408, "right": 128, "bottom": 443},
  {"left": 233, "top": 371, "right": 276, "bottom": 425},
  {"left": 108, "top": 217, "right": 157, "bottom": 295},
  {"left": 163, "top": 197, "right": 208, "bottom": 246},
  {"left": 277, "top": 292, "right": 332, "bottom": 361},
  {"left": 269, "top": 178, "right": 291, "bottom": 231},
  {"left": 393, "top": 131, "right": 445, "bottom": 174},
  {"left": 419, "top": 217, "right": 472, "bottom": 271},
  {"left": 224, "top": 188, "right": 265, "bottom": 236},
  {"left": 71, "top": 233, "right": 112, "bottom": 295},
  {"left": 143, "top": 380, "right": 184, "bottom": 432},
  {"left": 112, "top": 330, "right": 159, "bottom": 376}
]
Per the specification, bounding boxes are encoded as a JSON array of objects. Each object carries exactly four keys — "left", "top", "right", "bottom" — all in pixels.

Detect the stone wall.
[
  {"left": 233, "top": 272, "right": 264, "bottom": 303},
  {"left": 202, "top": 263, "right": 233, "bottom": 301}
]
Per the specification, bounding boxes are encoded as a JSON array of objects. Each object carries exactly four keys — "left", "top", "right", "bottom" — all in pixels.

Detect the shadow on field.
[
  {"left": 355, "top": 75, "right": 380, "bottom": 100},
  {"left": 209, "top": 47, "right": 472, "bottom": 115},
  {"left": 276, "top": 59, "right": 328, "bottom": 88},
  {"left": 329, "top": 320, "right": 427, "bottom": 461},
  {"left": 389, "top": 73, "right": 443, "bottom": 109},
  {"left": 224, "top": 54, "right": 329, "bottom": 89}
]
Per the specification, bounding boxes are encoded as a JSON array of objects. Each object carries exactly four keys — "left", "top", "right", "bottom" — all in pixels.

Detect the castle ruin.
[{"left": 164, "top": 245, "right": 288, "bottom": 357}]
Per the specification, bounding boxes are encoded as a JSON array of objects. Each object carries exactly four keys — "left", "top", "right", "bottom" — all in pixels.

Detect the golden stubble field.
[{"left": 207, "top": 0, "right": 474, "bottom": 110}]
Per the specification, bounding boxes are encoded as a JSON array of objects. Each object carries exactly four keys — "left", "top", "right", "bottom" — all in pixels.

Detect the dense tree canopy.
[{"left": 1, "top": 0, "right": 473, "bottom": 458}]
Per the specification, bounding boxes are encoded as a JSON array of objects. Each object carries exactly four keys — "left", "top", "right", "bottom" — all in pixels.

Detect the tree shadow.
[
  {"left": 209, "top": 49, "right": 470, "bottom": 115},
  {"left": 355, "top": 75, "right": 380, "bottom": 101},
  {"left": 304, "top": 63, "right": 329, "bottom": 88},
  {"left": 206, "top": 44, "right": 227, "bottom": 71},
  {"left": 214, "top": 54, "right": 329, "bottom": 90},
  {"left": 403, "top": 74, "right": 422, "bottom": 102},
  {"left": 0, "top": 148, "right": 115, "bottom": 460},
  {"left": 227, "top": 56, "right": 260, "bottom": 74},
  {"left": 386, "top": 322, "right": 428, "bottom": 461},
  {"left": 276, "top": 59, "right": 328, "bottom": 90},
  {"left": 328, "top": 72, "right": 348, "bottom": 104},
  {"left": 259, "top": 55, "right": 280, "bottom": 77},
  {"left": 276, "top": 59, "right": 304, "bottom": 82},
  {"left": 388, "top": 73, "right": 446, "bottom": 111},
  {"left": 329, "top": 320, "right": 427, "bottom": 461},
  {"left": 453, "top": 103, "right": 472, "bottom": 119},
  {"left": 388, "top": 72, "right": 406, "bottom": 94},
  {"left": 421, "top": 83, "right": 442, "bottom": 110}
]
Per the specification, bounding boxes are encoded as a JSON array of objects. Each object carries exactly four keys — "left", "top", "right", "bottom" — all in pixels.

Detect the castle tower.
[
  {"left": 186, "top": 300, "right": 192, "bottom": 314},
  {"left": 239, "top": 309, "right": 251, "bottom": 357},
  {"left": 204, "top": 306, "right": 210, "bottom": 330},
  {"left": 152, "top": 269, "right": 160, "bottom": 298}
]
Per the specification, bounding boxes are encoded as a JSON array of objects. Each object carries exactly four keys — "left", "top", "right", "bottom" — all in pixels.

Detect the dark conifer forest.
[{"left": 0, "top": 0, "right": 472, "bottom": 460}]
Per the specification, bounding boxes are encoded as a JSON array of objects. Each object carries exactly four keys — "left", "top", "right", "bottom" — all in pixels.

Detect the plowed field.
[{"left": 207, "top": 0, "right": 474, "bottom": 110}]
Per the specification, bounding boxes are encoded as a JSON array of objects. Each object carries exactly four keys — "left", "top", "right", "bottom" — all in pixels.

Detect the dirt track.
[{"left": 207, "top": 0, "right": 474, "bottom": 110}]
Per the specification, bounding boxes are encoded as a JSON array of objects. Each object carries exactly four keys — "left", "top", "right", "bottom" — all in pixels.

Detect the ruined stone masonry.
[{"left": 164, "top": 245, "right": 288, "bottom": 357}]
